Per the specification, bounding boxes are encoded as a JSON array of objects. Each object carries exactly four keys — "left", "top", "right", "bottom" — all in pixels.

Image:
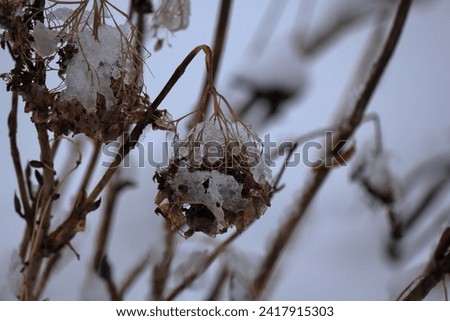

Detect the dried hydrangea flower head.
[
  {"left": 3, "top": 0, "right": 159, "bottom": 142},
  {"left": 154, "top": 94, "right": 273, "bottom": 238}
]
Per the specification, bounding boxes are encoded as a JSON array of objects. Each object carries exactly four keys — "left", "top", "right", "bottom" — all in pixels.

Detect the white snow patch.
[
  {"left": 60, "top": 23, "right": 135, "bottom": 110},
  {"left": 186, "top": 119, "right": 273, "bottom": 185},
  {"left": 170, "top": 168, "right": 243, "bottom": 226},
  {"left": 32, "top": 21, "right": 59, "bottom": 58}
]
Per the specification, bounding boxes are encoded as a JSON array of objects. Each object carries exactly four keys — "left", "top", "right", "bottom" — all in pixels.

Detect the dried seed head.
[
  {"left": 155, "top": 115, "right": 273, "bottom": 238},
  {"left": 2, "top": 2, "right": 165, "bottom": 143}
]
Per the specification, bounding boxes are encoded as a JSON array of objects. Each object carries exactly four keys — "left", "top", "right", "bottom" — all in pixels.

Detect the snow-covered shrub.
[{"left": 154, "top": 107, "right": 273, "bottom": 237}]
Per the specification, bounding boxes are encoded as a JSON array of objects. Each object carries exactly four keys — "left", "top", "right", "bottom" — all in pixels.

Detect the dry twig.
[{"left": 398, "top": 227, "right": 450, "bottom": 300}]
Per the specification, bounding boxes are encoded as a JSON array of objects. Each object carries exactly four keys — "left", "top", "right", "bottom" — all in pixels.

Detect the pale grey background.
[{"left": 1, "top": 0, "right": 450, "bottom": 300}]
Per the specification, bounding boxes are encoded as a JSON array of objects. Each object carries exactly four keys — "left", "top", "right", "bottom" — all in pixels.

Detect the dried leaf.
[
  {"left": 14, "top": 193, "right": 23, "bottom": 217},
  {"left": 34, "top": 170, "right": 43, "bottom": 185},
  {"left": 88, "top": 198, "right": 102, "bottom": 212},
  {"left": 29, "top": 160, "right": 43, "bottom": 168},
  {"left": 98, "top": 255, "right": 112, "bottom": 279}
]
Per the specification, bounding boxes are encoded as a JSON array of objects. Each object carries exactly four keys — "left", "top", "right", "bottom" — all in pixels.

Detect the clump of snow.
[
  {"left": 60, "top": 22, "right": 135, "bottom": 110},
  {"left": 32, "top": 21, "right": 59, "bottom": 58},
  {"left": 170, "top": 169, "right": 243, "bottom": 227}
]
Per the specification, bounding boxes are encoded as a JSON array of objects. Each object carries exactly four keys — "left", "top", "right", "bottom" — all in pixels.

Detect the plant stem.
[{"left": 251, "top": 0, "right": 413, "bottom": 299}]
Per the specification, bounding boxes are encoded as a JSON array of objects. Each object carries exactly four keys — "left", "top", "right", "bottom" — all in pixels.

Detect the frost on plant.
[{"left": 154, "top": 115, "right": 273, "bottom": 238}]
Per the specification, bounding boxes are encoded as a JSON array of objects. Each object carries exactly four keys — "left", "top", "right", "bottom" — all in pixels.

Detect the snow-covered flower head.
[
  {"left": 2, "top": 1, "right": 159, "bottom": 142},
  {"left": 154, "top": 98, "right": 273, "bottom": 238}
]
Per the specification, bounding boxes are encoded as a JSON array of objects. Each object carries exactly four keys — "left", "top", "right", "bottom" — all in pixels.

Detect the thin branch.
[
  {"left": 8, "top": 92, "right": 31, "bottom": 219},
  {"left": 399, "top": 227, "right": 450, "bottom": 300},
  {"left": 97, "top": 255, "right": 120, "bottom": 300},
  {"left": 151, "top": 226, "right": 176, "bottom": 300},
  {"left": 344, "top": 0, "right": 411, "bottom": 132},
  {"left": 9, "top": 92, "right": 35, "bottom": 261},
  {"left": 270, "top": 125, "right": 341, "bottom": 193},
  {"left": 92, "top": 177, "right": 134, "bottom": 274},
  {"left": 271, "top": 142, "right": 297, "bottom": 192},
  {"left": 193, "top": 0, "right": 233, "bottom": 124},
  {"left": 78, "top": 141, "right": 101, "bottom": 193},
  {"left": 34, "top": 252, "right": 62, "bottom": 299},
  {"left": 388, "top": 157, "right": 450, "bottom": 257},
  {"left": 250, "top": 0, "right": 412, "bottom": 299},
  {"left": 210, "top": 0, "right": 233, "bottom": 81},
  {"left": 21, "top": 123, "right": 56, "bottom": 300},
  {"left": 92, "top": 175, "right": 133, "bottom": 300}
]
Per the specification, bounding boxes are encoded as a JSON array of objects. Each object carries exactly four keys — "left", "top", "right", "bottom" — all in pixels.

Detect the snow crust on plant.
[
  {"left": 170, "top": 168, "right": 243, "bottom": 227},
  {"left": 60, "top": 22, "right": 135, "bottom": 110},
  {"left": 186, "top": 119, "right": 273, "bottom": 185}
]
